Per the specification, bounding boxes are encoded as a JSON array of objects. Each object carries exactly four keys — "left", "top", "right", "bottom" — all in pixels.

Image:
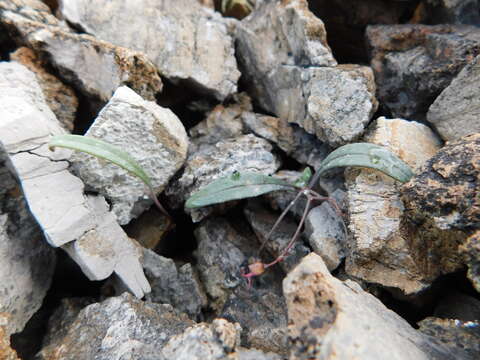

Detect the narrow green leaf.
[
  {"left": 48, "top": 134, "right": 152, "bottom": 187},
  {"left": 308, "top": 143, "right": 414, "bottom": 188},
  {"left": 186, "top": 172, "right": 296, "bottom": 209},
  {"left": 294, "top": 167, "right": 312, "bottom": 188}
]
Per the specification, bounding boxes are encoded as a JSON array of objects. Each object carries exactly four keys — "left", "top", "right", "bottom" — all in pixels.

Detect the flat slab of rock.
[
  {"left": 0, "top": 145, "right": 56, "bottom": 336},
  {"left": 367, "top": 24, "right": 480, "bottom": 120},
  {"left": 71, "top": 86, "right": 188, "bottom": 224},
  {"left": 37, "top": 293, "right": 194, "bottom": 360},
  {"left": 283, "top": 253, "right": 474, "bottom": 360},
  {"left": 0, "top": 61, "right": 150, "bottom": 298},
  {"left": 59, "top": 0, "right": 240, "bottom": 100},
  {"left": 427, "top": 54, "right": 480, "bottom": 141},
  {"left": 2, "top": 11, "right": 163, "bottom": 102},
  {"left": 236, "top": 0, "right": 378, "bottom": 146},
  {"left": 346, "top": 117, "right": 442, "bottom": 294}
]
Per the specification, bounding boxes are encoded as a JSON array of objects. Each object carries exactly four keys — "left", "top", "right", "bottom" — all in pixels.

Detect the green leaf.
[
  {"left": 308, "top": 143, "right": 414, "bottom": 188},
  {"left": 48, "top": 134, "right": 152, "bottom": 187},
  {"left": 294, "top": 167, "right": 312, "bottom": 188},
  {"left": 186, "top": 172, "right": 296, "bottom": 209}
]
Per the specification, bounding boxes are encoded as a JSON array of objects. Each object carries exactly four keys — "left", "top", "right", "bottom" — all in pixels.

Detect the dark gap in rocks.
[
  {"left": 307, "top": 0, "right": 420, "bottom": 64},
  {"left": 42, "top": 0, "right": 59, "bottom": 13},
  {"left": 10, "top": 249, "right": 105, "bottom": 360},
  {"left": 72, "top": 94, "right": 103, "bottom": 134},
  {"left": 156, "top": 77, "right": 218, "bottom": 131},
  {"left": 277, "top": 149, "right": 303, "bottom": 172},
  {"left": 0, "top": 24, "right": 17, "bottom": 61},
  {"left": 374, "top": 269, "right": 479, "bottom": 328}
]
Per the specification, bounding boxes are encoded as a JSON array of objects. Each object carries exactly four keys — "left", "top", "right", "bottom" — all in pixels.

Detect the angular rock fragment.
[
  {"left": 244, "top": 200, "right": 310, "bottom": 273},
  {"left": 427, "top": 54, "right": 480, "bottom": 141},
  {"left": 37, "top": 293, "right": 194, "bottom": 360},
  {"left": 367, "top": 24, "right": 480, "bottom": 120},
  {"left": 304, "top": 189, "right": 347, "bottom": 271},
  {"left": 236, "top": 0, "right": 378, "bottom": 146},
  {"left": 2, "top": 12, "right": 163, "bottom": 102},
  {"left": 143, "top": 249, "right": 207, "bottom": 320},
  {"left": 418, "top": 317, "right": 480, "bottom": 359},
  {"left": 11, "top": 47, "right": 77, "bottom": 131},
  {"left": 0, "top": 0, "right": 65, "bottom": 28},
  {"left": 461, "top": 230, "right": 480, "bottom": 292},
  {"left": 283, "top": 253, "right": 473, "bottom": 360},
  {"left": 71, "top": 86, "right": 188, "bottom": 225},
  {"left": 59, "top": 0, "right": 240, "bottom": 100},
  {"left": 168, "top": 134, "right": 280, "bottom": 222},
  {"left": 0, "top": 145, "right": 56, "bottom": 336},
  {"left": 0, "top": 61, "right": 150, "bottom": 297},
  {"left": 346, "top": 117, "right": 442, "bottom": 294}
]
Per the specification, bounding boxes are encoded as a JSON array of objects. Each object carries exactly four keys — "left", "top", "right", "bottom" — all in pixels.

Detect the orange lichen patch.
[{"left": 0, "top": 327, "right": 19, "bottom": 360}]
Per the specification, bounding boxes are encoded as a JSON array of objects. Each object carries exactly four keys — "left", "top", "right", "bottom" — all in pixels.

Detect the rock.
[
  {"left": 367, "top": 24, "right": 480, "bottom": 120},
  {"left": 161, "top": 319, "right": 240, "bottom": 360},
  {"left": 304, "top": 189, "right": 347, "bottom": 271},
  {"left": 0, "top": 61, "right": 150, "bottom": 297},
  {"left": 418, "top": 318, "right": 480, "bottom": 359},
  {"left": 236, "top": 0, "right": 378, "bottom": 146},
  {"left": 37, "top": 293, "right": 194, "bottom": 360},
  {"left": 413, "top": 0, "right": 480, "bottom": 25},
  {"left": 235, "top": 348, "right": 282, "bottom": 360},
  {"left": 402, "top": 133, "right": 479, "bottom": 232},
  {"left": 0, "top": 316, "right": 19, "bottom": 360},
  {"left": 11, "top": 46, "right": 77, "bottom": 131},
  {"left": 346, "top": 117, "right": 442, "bottom": 294},
  {"left": 461, "top": 230, "right": 480, "bottom": 292},
  {"left": 427, "top": 54, "right": 480, "bottom": 141},
  {"left": 59, "top": 0, "right": 240, "bottom": 101},
  {"left": 2, "top": 12, "right": 163, "bottom": 102},
  {"left": 0, "top": 145, "right": 56, "bottom": 336},
  {"left": 167, "top": 134, "right": 280, "bottom": 222},
  {"left": 143, "top": 249, "right": 207, "bottom": 320},
  {"left": 244, "top": 200, "right": 310, "bottom": 273},
  {"left": 123, "top": 207, "right": 170, "bottom": 250},
  {"left": 71, "top": 86, "right": 188, "bottom": 225},
  {"left": 0, "top": 0, "right": 65, "bottom": 27},
  {"left": 283, "top": 253, "right": 473, "bottom": 360}
]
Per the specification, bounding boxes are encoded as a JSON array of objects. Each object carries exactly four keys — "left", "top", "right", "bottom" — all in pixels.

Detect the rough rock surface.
[
  {"left": 418, "top": 317, "right": 480, "bottom": 359},
  {"left": 236, "top": 0, "right": 378, "bottom": 146},
  {"left": 2, "top": 12, "right": 163, "bottom": 102},
  {"left": 11, "top": 47, "right": 77, "bottom": 131},
  {"left": 346, "top": 117, "right": 442, "bottom": 294},
  {"left": 72, "top": 86, "right": 188, "bottom": 225},
  {"left": 37, "top": 293, "right": 194, "bottom": 360},
  {"left": 168, "top": 134, "right": 280, "bottom": 222},
  {"left": 143, "top": 249, "right": 207, "bottom": 320},
  {"left": 244, "top": 200, "right": 310, "bottom": 273},
  {"left": 427, "top": 54, "right": 480, "bottom": 141},
  {"left": 0, "top": 316, "right": 19, "bottom": 360},
  {"left": 0, "top": 61, "right": 150, "bottom": 297},
  {"left": 414, "top": 0, "right": 480, "bottom": 25},
  {"left": 367, "top": 24, "right": 480, "bottom": 120},
  {"left": 0, "top": 145, "right": 56, "bottom": 336},
  {"left": 59, "top": 0, "right": 240, "bottom": 100},
  {"left": 0, "top": 0, "right": 65, "bottom": 27},
  {"left": 461, "top": 230, "right": 480, "bottom": 292},
  {"left": 304, "top": 189, "right": 347, "bottom": 271},
  {"left": 283, "top": 253, "right": 474, "bottom": 360}
]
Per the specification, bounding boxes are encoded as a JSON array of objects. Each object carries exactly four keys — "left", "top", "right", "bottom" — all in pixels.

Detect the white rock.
[
  {"left": 59, "top": 0, "right": 240, "bottom": 100},
  {"left": 0, "top": 62, "right": 150, "bottom": 298},
  {"left": 71, "top": 86, "right": 188, "bottom": 224}
]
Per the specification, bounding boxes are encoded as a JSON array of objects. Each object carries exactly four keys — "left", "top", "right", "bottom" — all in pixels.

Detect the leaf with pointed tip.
[
  {"left": 308, "top": 143, "right": 414, "bottom": 188},
  {"left": 294, "top": 167, "right": 312, "bottom": 188},
  {"left": 186, "top": 172, "right": 296, "bottom": 209},
  {"left": 48, "top": 134, "right": 152, "bottom": 187}
]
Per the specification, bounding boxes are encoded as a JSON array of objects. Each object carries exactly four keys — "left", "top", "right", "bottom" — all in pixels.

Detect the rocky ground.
[{"left": 0, "top": 0, "right": 479, "bottom": 359}]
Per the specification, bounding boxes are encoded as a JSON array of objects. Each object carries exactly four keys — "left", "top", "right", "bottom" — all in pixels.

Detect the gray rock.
[
  {"left": 236, "top": 348, "right": 282, "bottom": 360},
  {"left": 161, "top": 319, "right": 241, "bottom": 360},
  {"left": 37, "top": 293, "right": 194, "bottom": 360},
  {"left": 59, "top": 0, "right": 240, "bottom": 100},
  {"left": 304, "top": 189, "right": 347, "bottom": 271},
  {"left": 427, "top": 54, "right": 480, "bottom": 141},
  {"left": 346, "top": 117, "right": 442, "bottom": 294},
  {"left": 0, "top": 0, "right": 66, "bottom": 28},
  {"left": 2, "top": 12, "right": 163, "bottom": 102},
  {"left": 367, "top": 24, "right": 480, "bottom": 120},
  {"left": 167, "top": 134, "right": 280, "bottom": 222},
  {"left": 283, "top": 253, "right": 474, "bottom": 360},
  {"left": 421, "top": 0, "right": 480, "bottom": 25},
  {"left": 0, "top": 62, "right": 150, "bottom": 297},
  {"left": 236, "top": 0, "right": 378, "bottom": 146},
  {"left": 244, "top": 200, "right": 310, "bottom": 273},
  {"left": 143, "top": 249, "right": 207, "bottom": 320},
  {"left": 0, "top": 145, "right": 56, "bottom": 336},
  {"left": 71, "top": 86, "right": 188, "bottom": 225}
]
